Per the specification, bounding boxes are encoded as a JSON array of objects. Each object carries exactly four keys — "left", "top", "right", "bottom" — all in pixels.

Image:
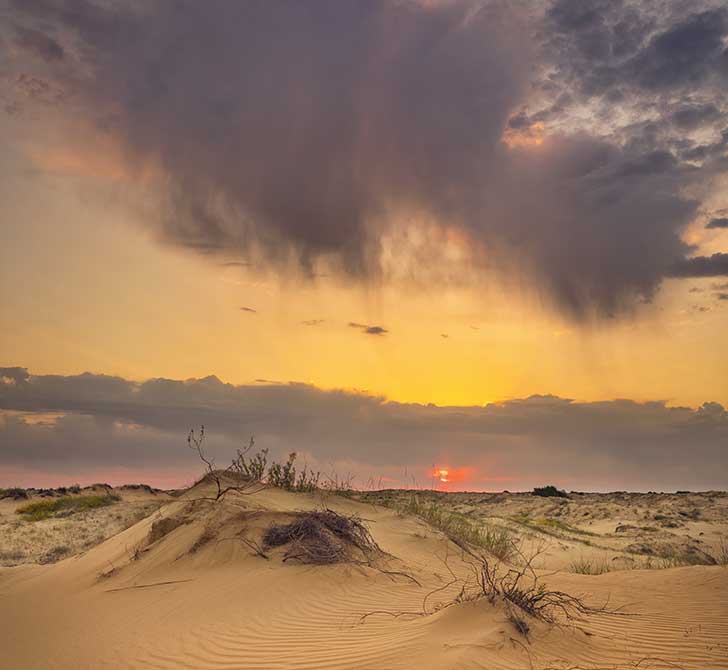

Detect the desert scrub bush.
[
  {"left": 532, "top": 485, "right": 569, "bottom": 498},
  {"left": 267, "top": 452, "right": 298, "bottom": 490},
  {"left": 188, "top": 427, "right": 320, "bottom": 497},
  {"left": 16, "top": 494, "right": 120, "bottom": 521},
  {"left": 236, "top": 445, "right": 269, "bottom": 480},
  {"left": 263, "top": 452, "right": 320, "bottom": 492},
  {"left": 399, "top": 494, "right": 514, "bottom": 561},
  {"left": 0, "top": 487, "right": 29, "bottom": 500}
]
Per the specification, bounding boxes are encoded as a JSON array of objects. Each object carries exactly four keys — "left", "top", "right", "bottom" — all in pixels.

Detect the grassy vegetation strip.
[
  {"left": 385, "top": 493, "right": 515, "bottom": 561},
  {"left": 16, "top": 494, "right": 121, "bottom": 521},
  {"left": 511, "top": 514, "right": 597, "bottom": 537}
]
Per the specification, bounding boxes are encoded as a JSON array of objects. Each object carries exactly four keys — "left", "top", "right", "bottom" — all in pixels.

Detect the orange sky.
[{"left": 1, "top": 148, "right": 727, "bottom": 410}]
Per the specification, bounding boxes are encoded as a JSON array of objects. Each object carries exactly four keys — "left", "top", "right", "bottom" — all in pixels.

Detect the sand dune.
[{"left": 1, "top": 481, "right": 727, "bottom": 669}]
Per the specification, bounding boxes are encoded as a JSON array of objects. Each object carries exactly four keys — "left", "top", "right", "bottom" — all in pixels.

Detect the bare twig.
[{"left": 105, "top": 578, "right": 194, "bottom": 593}]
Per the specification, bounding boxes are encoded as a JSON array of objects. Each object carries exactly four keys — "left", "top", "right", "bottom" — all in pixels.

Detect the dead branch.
[{"left": 187, "top": 426, "right": 263, "bottom": 501}]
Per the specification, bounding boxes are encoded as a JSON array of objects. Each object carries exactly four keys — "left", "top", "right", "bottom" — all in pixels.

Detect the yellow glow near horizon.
[{"left": 1, "top": 151, "right": 728, "bottom": 409}]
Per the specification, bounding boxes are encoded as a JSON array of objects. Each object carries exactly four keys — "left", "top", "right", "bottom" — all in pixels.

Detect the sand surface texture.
[{"left": 1, "top": 481, "right": 727, "bottom": 669}]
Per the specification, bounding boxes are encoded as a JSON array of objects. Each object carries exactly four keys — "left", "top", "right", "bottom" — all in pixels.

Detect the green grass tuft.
[
  {"left": 16, "top": 494, "right": 120, "bottom": 521},
  {"left": 569, "top": 556, "right": 612, "bottom": 575}
]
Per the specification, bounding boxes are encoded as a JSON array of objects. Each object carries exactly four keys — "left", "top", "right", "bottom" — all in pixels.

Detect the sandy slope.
[{"left": 1, "top": 482, "right": 726, "bottom": 670}]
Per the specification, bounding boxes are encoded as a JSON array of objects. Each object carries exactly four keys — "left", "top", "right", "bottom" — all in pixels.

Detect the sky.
[{"left": 1, "top": 0, "right": 727, "bottom": 490}]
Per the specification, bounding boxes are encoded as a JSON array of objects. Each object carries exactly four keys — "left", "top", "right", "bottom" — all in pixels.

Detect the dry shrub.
[
  {"left": 476, "top": 547, "right": 614, "bottom": 629},
  {"left": 263, "top": 510, "right": 381, "bottom": 564}
]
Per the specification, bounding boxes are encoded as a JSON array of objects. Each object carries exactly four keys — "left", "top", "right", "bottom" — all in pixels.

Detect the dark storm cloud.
[
  {"left": 672, "top": 103, "right": 721, "bottom": 130},
  {"left": 545, "top": 2, "right": 728, "bottom": 95},
  {"left": 3, "top": 0, "right": 728, "bottom": 318},
  {"left": 2, "top": 369, "right": 727, "bottom": 490},
  {"left": 13, "top": 26, "right": 64, "bottom": 62},
  {"left": 626, "top": 9, "right": 728, "bottom": 91},
  {"left": 669, "top": 253, "right": 728, "bottom": 278},
  {"left": 707, "top": 218, "right": 728, "bottom": 229}
]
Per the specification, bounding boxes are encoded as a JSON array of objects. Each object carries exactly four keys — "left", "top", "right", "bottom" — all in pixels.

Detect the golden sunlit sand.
[{"left": 2, "top": 477, "right": 727, "bottom": 669}]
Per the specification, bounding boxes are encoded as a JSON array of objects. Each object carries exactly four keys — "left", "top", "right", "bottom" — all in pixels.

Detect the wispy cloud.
[
  {"left": 349, "top": 322, "right": 388, "bottom": 336},
  {"left": 669, "top": 254, "right": 728, "bottom": 278}
]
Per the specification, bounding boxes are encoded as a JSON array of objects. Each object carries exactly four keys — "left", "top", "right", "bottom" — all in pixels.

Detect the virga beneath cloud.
[{"left": 3, "top": 0, "right": 728, "bottom": 319}]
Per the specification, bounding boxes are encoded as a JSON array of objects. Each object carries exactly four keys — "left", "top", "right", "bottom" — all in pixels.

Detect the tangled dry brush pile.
[{"left": 263, "top": 510, "right": 381, "bottom": 565}]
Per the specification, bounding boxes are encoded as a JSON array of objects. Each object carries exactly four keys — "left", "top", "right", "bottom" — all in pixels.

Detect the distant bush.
[
  {"left": 0, "top": 487, "right": 29, "bottom": 500},
  {"left": 16, "top": 494, "right": 120, "bottom": 521},
  {"left": 532, "top": 485, "right": 569, "bottom": 498}
]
